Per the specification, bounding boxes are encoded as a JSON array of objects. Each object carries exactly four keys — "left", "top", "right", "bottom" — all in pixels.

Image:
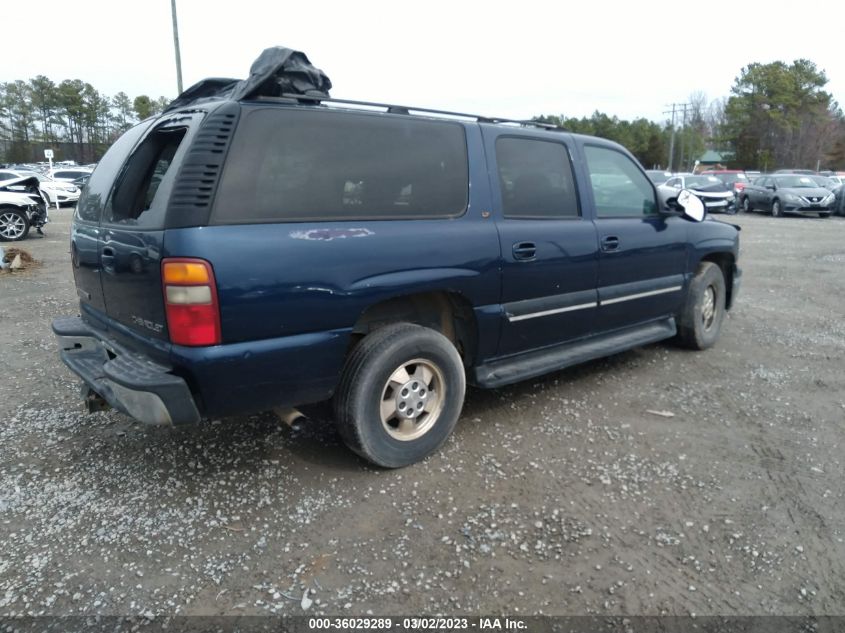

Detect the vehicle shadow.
[{"left": 68, "top": 342, "right": 663, "bottom": 481}]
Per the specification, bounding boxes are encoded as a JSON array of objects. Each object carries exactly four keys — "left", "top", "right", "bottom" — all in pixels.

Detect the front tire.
[
  {"left": 0, "top": 209, "right": 30, "bottom": 241},
  {"left": 676, "top": 262, "right": 727, "bottom": 350},
  {"left": 819, "top": 212, "right": 830, "bottom": 218},
  {"left": 772, "top": 199, "right": 783, "bottom": 217},
  {"left": 742, "top": 196, "right": 753, "bottom": 213},
  {"left": 333, "top": 323, "right": 466, "bottom": 468}
]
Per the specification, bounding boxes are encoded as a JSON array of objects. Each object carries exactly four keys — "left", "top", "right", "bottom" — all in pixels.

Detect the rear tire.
[
  {"left": 333, "top": 323, "right": 466, "bottom": 468},
  {"left": 676, "top": 262, "right": 726, "bottom": 351},
  {"left": 772, "top": 199, "right": 783, "bottom": 217},
  {"left": 0, "top": 209, "right": 30, "bottom": 242}
]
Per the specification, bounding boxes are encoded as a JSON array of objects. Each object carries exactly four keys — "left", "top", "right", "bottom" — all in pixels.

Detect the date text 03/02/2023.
[{"left": 307, "top": 617, "right": 528, "bottom": 630}]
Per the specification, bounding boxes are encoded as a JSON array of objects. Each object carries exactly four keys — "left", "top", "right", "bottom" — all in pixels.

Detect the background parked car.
[
  {"left": 71, "top": 174, "right": 90, "bottom": 189},
  {"left": 700, "top": 169, "right": 749, "bottom": 196},
  {"left": 657, "top": 174, "right": 736, "bottom": 213},
  {"left": 834, "top": 185, "right": 845, "bottom": 216},
  {"left": 740, "top": 174, "right": 834, "bottom": 217},
  {"left": 774, "top": 168, "right": 817, "bottom": 175},
  {"left": 806, "top": 174, "right": 842, "bottom": 193},
  {"left": 645, "top": 169, "right": 672, "bottom": 185},
  {"left": 0, "top": 176, "right": 49, "bottom": 241},
  {"left": 0, "top": 169, "right": 80, "bottom": 207},
  {"left": 51, "top": 167, "right": 94, "bottom": 183}
]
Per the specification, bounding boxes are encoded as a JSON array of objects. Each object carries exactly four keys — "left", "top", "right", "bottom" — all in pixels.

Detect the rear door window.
[
  {"left": 213, "top": 108, "right": 469, "bottom": 223},
  {"left": 495, "top": 137, "right": 579, "bottom": 219}
]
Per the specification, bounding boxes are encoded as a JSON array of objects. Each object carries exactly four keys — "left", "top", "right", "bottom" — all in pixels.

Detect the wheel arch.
[
  {"left": 699, "top": 252, "right": 736, "bottom": 310},
  {"left": 350, "top": 290, "right": 479, "bottom": 367}
]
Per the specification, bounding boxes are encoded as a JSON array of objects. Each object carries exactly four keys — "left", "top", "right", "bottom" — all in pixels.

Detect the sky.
[{"left": 4, "top": 0, "right": 844, "bottom": 124}]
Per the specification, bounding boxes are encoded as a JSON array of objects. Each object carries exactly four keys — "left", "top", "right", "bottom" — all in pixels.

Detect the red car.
[{"left": 700, "top": 170, "right": 749, "bottom": 194}]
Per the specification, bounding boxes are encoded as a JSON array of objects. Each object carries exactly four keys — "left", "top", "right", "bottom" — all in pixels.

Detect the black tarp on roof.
[{"left": 164, "top": 46, "right": 332, "bottom": 113}]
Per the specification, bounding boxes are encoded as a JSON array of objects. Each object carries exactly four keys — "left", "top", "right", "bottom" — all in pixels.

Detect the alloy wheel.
[
  {"left": 0, "top": 212, "right": 26, "bottom": 240},
  {"left": 380, "top": 358, "right": 445, "bottom": 441}
]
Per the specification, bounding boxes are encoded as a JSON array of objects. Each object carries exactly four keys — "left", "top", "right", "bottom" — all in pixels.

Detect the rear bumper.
[{"left": 52, "top": 316, "right": 200, "bottom": 425}]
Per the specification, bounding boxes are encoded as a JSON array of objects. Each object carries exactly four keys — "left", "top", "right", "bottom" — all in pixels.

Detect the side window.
[
  {"left": 584, "top": 145, "right": 657, "bottom": 218},
  {"left": 213, "top": 108, "right": 469, "bottom": 223},
  {"left": 665, "top": 177, "right": 679, "bottom": 188},
  {"left": 75, "top": 121, "right": 152, "bottom": 223},
  {"left": 0, "top": 173, "right": 14, "bottom": 181},
  {"left": 105, "top": 126, "right": 187, "bottom": 226},
  {"left": 495, "top": 137, "right": 579, "bottom": 219}
]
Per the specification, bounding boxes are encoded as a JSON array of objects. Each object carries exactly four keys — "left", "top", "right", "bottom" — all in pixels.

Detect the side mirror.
[{"left": 676, "top": 189, "right": 706, "bottom": 222}]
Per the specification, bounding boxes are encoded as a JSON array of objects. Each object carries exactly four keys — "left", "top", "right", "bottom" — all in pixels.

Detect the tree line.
[
  {"left": 536, "top": 59, "right": 844, "bottom": 172},
  {"left": 0, "top": 76, "right": 170, "bottom": 164},
  {"left": 2, "top": 59, "right": 844, "bottom": 171}
]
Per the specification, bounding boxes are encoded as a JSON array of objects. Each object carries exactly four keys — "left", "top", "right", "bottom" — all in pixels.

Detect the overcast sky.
[{"left": 5, "top": 0, "right": 843, "bottom": 124}]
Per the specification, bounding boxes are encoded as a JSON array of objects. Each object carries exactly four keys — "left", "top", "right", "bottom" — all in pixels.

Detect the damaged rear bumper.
[{"left": 51, "top": 316, "right": 200, "bottom": 425}]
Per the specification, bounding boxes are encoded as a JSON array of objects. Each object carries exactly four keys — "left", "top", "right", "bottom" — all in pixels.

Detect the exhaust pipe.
[{"left": 273, "top": 407, "right": 306, "bottom": 427}]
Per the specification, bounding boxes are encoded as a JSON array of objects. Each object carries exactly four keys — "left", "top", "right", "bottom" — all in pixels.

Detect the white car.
[
  {"left": 0, "top": 169, "right": 80, "bottom": 207},
  {"left": 0, "top": 177, "right": 49, "bottom": 241}
]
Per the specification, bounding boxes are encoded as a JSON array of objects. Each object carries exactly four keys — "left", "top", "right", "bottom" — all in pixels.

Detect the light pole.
[{"left": 171, "top": 0, "right": 184, "bottom": 94}]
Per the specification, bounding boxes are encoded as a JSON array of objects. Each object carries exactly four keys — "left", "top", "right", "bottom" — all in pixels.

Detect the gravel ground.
[{"left": 1, "top": 209, "right": 844, "bottom": 618}]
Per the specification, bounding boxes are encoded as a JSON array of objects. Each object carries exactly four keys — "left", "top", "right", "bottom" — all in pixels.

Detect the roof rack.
[{"left": 261, "top": 93, "right": 564, "bottom": 131}]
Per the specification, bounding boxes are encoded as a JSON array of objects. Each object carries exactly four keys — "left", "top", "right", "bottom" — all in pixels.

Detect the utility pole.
[
  {"left": 663, "top": 104, "right": 677, "bottom": 171},
  {"left": 663, "top": 103, "right": 689, "bottom": 172},
  {"left": 678, "top": 103, "right": 689, "bottom": 172},
  {"left": 171, "top": 0, "right": 184, "bottom": 94}
]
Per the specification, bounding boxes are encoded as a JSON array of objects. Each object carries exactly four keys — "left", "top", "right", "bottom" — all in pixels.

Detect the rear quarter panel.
[{"left": 161, "top": 122, "right": 502, "bottom": 414}]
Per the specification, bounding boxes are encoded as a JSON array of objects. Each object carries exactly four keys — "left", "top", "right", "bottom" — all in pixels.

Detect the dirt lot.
[{"left": 1, "top": 209, "right": 844, "bottom": 618}]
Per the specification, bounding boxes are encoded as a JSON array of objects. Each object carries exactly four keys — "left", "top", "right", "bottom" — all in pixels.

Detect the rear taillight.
[{"left": 162, "top": 258, "right": 221, "bottom": 346}]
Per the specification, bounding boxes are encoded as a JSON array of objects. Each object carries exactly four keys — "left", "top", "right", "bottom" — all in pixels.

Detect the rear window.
[
  {"left": 75, "top": 121, "right": 152, "bottom": 222},
  {"left": 105, "top": 125, "right": 187, "bottom": 226},
  {"left": 213, "top": 108, "right": 469, "bottom": 223}
]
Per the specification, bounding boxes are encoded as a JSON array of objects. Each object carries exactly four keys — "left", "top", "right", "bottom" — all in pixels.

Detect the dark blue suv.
[{"left": 53, "top": 93, "right": 741, "bottom": 467}]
